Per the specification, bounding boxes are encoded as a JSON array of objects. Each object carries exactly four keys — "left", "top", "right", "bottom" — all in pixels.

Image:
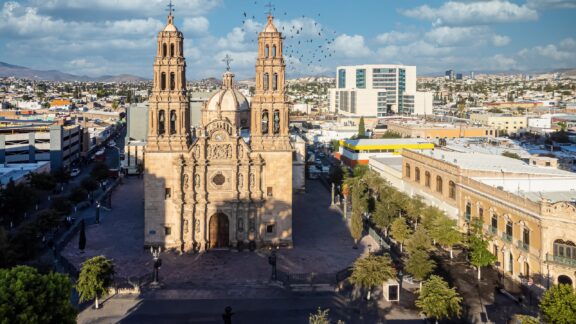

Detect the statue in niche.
[
  {"left": 184, "top": 219, "right": 189, "bottom": 234},
  {"left": 249, "top": 173, "right": 255, "bottom": 189},
  {"left": 194, "top": 173, "right": 200, "bottom": 188},
  {"left": 238, "top": 174, "right": 244, "bottom": 189},
  {"left": 195, "top": 218, "right": 200, "bottom": 233},
  {"left": 183, "top": 174, "right": 189, "bottom": 190}
]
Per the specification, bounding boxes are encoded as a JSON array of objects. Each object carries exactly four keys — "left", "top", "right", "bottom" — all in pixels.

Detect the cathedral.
[{"left": 143, "top": 10, "right": 297, "bottom": 251}]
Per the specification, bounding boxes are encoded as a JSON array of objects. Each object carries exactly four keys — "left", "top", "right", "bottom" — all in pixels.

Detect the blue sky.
[{"left": 0, "top": 0, "right": 575, "bottom": 79}]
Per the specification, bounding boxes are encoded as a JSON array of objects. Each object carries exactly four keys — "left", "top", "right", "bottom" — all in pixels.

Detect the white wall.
[{"left": 414, "top": 92, "right": 434, "bottom": 115}]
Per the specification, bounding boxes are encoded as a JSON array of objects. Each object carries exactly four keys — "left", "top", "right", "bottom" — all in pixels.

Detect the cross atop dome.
[
  {"left": 166, "top": 0, "right": 175, "bottom": 25},
  {"left": 265, "top": 2, "right": 275, "bottom": 18}
]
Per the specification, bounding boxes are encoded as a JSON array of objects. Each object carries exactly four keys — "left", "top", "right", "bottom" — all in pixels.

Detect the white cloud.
[
  {"left": 402, "top": 1, "right": 538, "bottom": 25},
  {"left": 492, "top": 35, "right": 511, "bottom": 47},
  {"left": 332, "top": 34, "right": 372, "bottom": 58},
  {"left": 182, "top": 17, "right": 209, "bottom": 35},
  {"left": 425, "top": 26, "right": 486, "bottom": 46},
  {"left": 560, "top": 37, "right": 576, "bottom": 49},
  {"left": 526, "top": 0, "right": 576, "bottom": 9},
  {"left": 216, "top": 27, "right": 250, "bottom": 50},
  {"left": 375, "top": 31, "right": 417, "bottom": 44}
]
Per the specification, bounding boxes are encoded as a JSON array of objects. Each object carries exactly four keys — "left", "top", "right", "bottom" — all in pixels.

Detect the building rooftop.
[
  {"left": 0, "top": 162, "right": 50, "bottom": 187},
  {"left": 344, "top": 138, "right": 433, "bottom": 147}
]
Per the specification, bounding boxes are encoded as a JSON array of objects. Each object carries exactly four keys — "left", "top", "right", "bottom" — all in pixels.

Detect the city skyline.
[{"left": 0, "top": 0, "right": 575, "bottom": 79}]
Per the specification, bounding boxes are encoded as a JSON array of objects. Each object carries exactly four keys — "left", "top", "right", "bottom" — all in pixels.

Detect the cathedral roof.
[
  {"left": 263, "top": 15, "right": 278, "bottom": 33},
  {"left": 163, "top": 14, "right": 178, "bottom": 32},
  {"left": 205, "top": 71, "right": 249, "bottom": 112}
]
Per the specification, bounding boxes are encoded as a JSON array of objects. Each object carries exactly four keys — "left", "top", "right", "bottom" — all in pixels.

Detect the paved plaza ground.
[{"left": 62, "top": 178, "right": 375, "bottom": 286}]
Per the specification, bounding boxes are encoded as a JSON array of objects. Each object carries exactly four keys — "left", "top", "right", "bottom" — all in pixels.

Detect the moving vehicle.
[{"left": 70, "top": 168, "right": 81, "bottom": 177}]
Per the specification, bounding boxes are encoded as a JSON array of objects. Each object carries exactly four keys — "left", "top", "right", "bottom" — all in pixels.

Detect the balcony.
[
  {"left": 517, "top": 240, "right": 529, "bottom": 252},
  {"left": 501, "top": 233, "right": 513, "bottom": 243},
  {"left": 546, "top": 254, "right": 576, "bottom": 268}
]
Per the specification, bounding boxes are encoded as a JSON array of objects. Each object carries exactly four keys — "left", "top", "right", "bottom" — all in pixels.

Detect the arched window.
[
  {"left": 170, "top": 72, "right": 175, "bottom": 90},
  {"left": 265, "top": 45, "right": 269, "bottom": 58},
  {"left": 170, "top": 43, "right": 175, "bottom": 57},
  {"left": 491, "top": 213, "right": 498, "bottom": 233},
  {"left": 553, "top": 240, "right": 576, "bottom": 260},
  {"left": 272, "top": 73, "right": 278, "bottom": 90},
  {"left": 405, "top": 163, "right": 411, "bottom": 178},
  {"left": 181, "top": 70, "right": 186, "bottom": 88},
  {"left": 162, "top": 43, "right": 167, "bottom": 57},
  {"left": 272, "top": 45, "right": 277, "bottom": 57},
  {"left": 263, "top": 73, "right": 269, "bottom": 90},
  {"left": 449, "top": 180, "right": 456, "bottom": 199},
  {"left": 508, "top": 252, "right": 513, "bottom": 274},
  {"left": 465, "top": 202, "right": 471, "bottom": 220},
  {"left": 161, "top": 72, "right": 167, "bottom": 90},
  {"left": 436, "top": 175, "right": 443, "bottom": 193},
  {"left": 273, "top": 110, "right": 280, "bottom": 134},
  {"left": 415, "top": 167, "right": 420, "bottom": 182},
  {"left": 170, "top": 110, "right": 176, "bottom": 134},
  {"left": 261, "top": 110, "right": 269, "bottom": 135},
  {"left": 158, "top": 110, "right": 165, "bottom": 135},
  {"left": 179, "top": 42, "right": 183, "bottom": 56},
  {"left": 425, "top": 171, "right": 431, "bottom": 188}
]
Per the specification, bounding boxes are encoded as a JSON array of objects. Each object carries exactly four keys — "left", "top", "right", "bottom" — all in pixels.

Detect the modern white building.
[{"left": 328, "top": 64, "right": 433, "bottom": 117}]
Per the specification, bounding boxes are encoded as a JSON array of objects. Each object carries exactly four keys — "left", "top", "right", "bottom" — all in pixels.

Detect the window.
[
  {"left": 449, "top": 181, "right": 456, "bottom": 199},
  {"left": 267, "top": 186, "right": 273, "bottom": 197},
  {"left": 158, "top": 110, "right": 166, "bottom": 135},
  {"left": 405, "top": 163, "right": 411, "bottom": 178},
  {"left": 165, "top": 187, "right": 171, "bottom": 199},
  {"left": 161, "top": 72, "right": 166, "bottom": 90},
  {"left": 436, "top": 175, "right": 443, "bottom": 193},
  {"left": 425, "top": 171, "right": 431, "bottom": 188},
  {"left": 508, "top": 252, "right": 513, "bottom": 273},
  {"left": 265, "top": 45, "right": 269, "bottom": 58},
  {"left": 338, "top": 69, "right": 346, "bottom": 88},
  {"left": 170, "top": 110, "right": 176, "bottom": 134},
  {"left": 479, "top": 207, "right": 484, "bottom": 218},
  {"left": 261, "top": 110, "right": 269, "bottom": 134},
  {"left": 415, "top": 167, "right": 420, "bottom": 182},
  {"left": 273, "top": 73, "right": 278, "bottom": 90},
  {"left": 356, "top": 69, "right": 366, "bottom": 89},
  {"left": 170, "top": 72, "right": 175, "bottom": 90},
  {"left": 554, "top": 240, "right": 576, "bottom": 260},
  {"left": 491, "top": 214, "right": 498, "bottom": 233},
  {"left": 272, "top": 45, "right": 276, "bottom": 57},
  {"left": 506, "top": 221, "right": 513, "bottom": 237},
  {"left": 523, "top": 228, "right": 530, "bottom": 248},
  {"left": 164, "top": 226, "right": 171, "bottom": 235},
  {"left": 266, "top": 224, "right": 275, "bottom": 234},
  {"left": 465, "top": 202, "right": 471, "bottom": 220},
  {"left": 170, "top": 43, "right": 174, "bottom": 57},
  {"left": 162, "top": 43, "right": 167, "bottom": 57},
  {"left": 263, "top": 73, "right": 269, "bottom": 90},
  {"left": 212, "top": 174, "right": 225, "bottom": 186},
  {"left": 273, "top": 110, "right": 280, "bottom": 134}
]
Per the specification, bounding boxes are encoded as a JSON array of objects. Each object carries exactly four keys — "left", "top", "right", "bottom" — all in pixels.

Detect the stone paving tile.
[{"left": 62, "top": 178, "right": 375, "bottom": 285}]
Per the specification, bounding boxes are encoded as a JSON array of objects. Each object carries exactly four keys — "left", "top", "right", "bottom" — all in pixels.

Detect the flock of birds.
[{"left": 239, "top": 1, "right": 337, "bottom": 73}]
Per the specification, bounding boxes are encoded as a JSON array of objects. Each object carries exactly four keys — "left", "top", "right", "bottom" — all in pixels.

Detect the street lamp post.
[
  {"left": 150, "top": 246, "right": 162, "bottom": 286},
  {"left": 95, "top": 201, "right": 101, "bottom": 224},
  {"left": 331, "top": 182, "right": 335, "bottom": 206}
]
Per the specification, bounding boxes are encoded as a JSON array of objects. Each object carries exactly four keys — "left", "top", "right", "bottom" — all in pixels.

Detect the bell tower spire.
[
  {"left": 147, "top": 1, "right": 189, "bottom": 152},
  {"left": 250, "top": 14, "right": 290, "bottom": 151}
]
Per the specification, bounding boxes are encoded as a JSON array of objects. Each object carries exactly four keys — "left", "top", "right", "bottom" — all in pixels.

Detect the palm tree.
[{"left": 349, "top": 255, "right": 396, "bottom": 300}]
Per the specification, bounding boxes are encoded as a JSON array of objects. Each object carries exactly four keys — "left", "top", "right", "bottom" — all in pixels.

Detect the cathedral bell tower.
[
  {"left": 147, "top": 9, "right": 190, "bottom": 151},
  {"left": 250, "top": 15, "right": 290, "bottom": 151}
]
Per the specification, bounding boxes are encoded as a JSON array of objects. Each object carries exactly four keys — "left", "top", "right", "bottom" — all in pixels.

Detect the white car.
[
  {"left": 107, "top": 140, "right": 116, "bottom": 147},
  {"left": 70, "top": 168, "right": 81, "bottom": 177}
]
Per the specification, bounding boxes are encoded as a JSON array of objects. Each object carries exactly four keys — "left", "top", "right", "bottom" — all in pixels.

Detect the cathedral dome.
[
  {"left": 206, "top": 72, "right": 249, "bottom": 112},
  {"left": 163, "top": 14, "right": 178, "bottom": 32},
  {"left": 263, "top": 15, "right": 278, "bottom": 33}
]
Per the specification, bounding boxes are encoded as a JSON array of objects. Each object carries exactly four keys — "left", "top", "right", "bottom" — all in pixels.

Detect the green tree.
[
  {"left": 405, "top": 249, "right": 436, "bottom": 287},
  {"left": 433, "top": 217, "right": 462, "bottom": 259},
  {"left": 540, "top": 284, "right": 576, "bottom": 324},
  {"left": 51, "top": 197, "right": 72, "bottom": 215},
  {"left": 51, "top": 168, "right": 70, "bottom": 184},
  {"left": 331, "top": 139, "right": 340, "bottom": 152},
  {"left": 27, "top": 172, "right": 56, "bottom": 191},
  {"left": 68, "top": 186, "right": 88, "bottom": 204},
  {"left": 0, "top": 179, "right": 38, "bottom": 222},
  {"left": 0, "top": 266, "right": 77, "bottom": 323},
  {"left": 390, "top": 217, "right": 411, "bottom": 253},
  {"left": 91, "top": 162, "right": 109, "bottom": 181},
  {"left": 79, "top": 219, "right": 86, "bottom": 252},
  {"left": 501, "top": 151, "right": 522, "bottom": 160},
  {"left": 405, "top": 227, "right": 432, "bottom": 254},
  {"left": 309, "top": 308, "right": 329, "bottom": 324},
  {"left": 380, "top": 131, "right": 403, "bottom": 138},
  {"left": 358, "top": 117, "right": 366, "bottom": 138},
  {"left": 36, "top": 209, "right": 62, "bottom": 234},
  {"left": 76, "top": 256, "right": 115, "bottom": 309},
  {"left": 349, "top": 255, "right": 396, "bottom": 300},
  {"left": 416, "top": 275, "right": 462, "bottom": 323},
  {"left": 468, "top": 219, "right": 497, "bottom": 280}
]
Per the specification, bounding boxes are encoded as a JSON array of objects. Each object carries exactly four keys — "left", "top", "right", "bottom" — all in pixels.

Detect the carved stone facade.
[{"left": 144, "top": 13, "right": 293, "bottom": 252}]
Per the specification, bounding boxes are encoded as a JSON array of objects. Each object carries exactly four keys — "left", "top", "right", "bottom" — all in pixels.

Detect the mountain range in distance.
[{"left": 0, "top": 62, "right": 147, "bottom": 82}]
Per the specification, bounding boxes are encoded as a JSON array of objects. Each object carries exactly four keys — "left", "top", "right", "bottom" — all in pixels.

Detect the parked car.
[
  {"left": 107, "top": 140, "right": 116, "bottom": 147},
  {"left": 70, "top": 168, "right": 81, "bottom": 177}
]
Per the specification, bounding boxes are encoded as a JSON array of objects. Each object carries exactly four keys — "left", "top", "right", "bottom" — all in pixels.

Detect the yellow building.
[
  {"left": 336, "top": 138, "right": 434, "bottom": 167},
  {"left": 470, "top": 113, "right": 527, "bottom": 135},
  {"left": 386, "top": 120, "right": 496, "bottom": 139},
  {"left": 399, "top": 149, "right": 576, "bottom": 289}
]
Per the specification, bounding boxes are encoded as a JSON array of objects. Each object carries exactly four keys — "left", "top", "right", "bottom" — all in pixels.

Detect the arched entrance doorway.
[
  {"left": 558, "top": 275, "right": 573, "bottom": 286},
  {"left": 209, "top": 213, "right": 229, "bottom": 248}
]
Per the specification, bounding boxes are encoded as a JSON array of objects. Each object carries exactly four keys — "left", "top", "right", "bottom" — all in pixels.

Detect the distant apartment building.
[
  {"left": 470, "top": 113, "right": 527, "bottom": 135},
  {"left": 49, "top": 99, "right": 73, "bottom": 110},
  {"left": 386, "top": 120, "right": 497, "bottom": 139},
  {"left": 445, "top": 70, "right": 455, "bottom": 80},
  {"left": 335, "top": 138, "right": 434, "bottom": 167},
  {"left": 328, "top": 65, "right": 433, "bottom": 117},
  {"left": 0, "top": 121, "right": 81, "bottom": 170}
]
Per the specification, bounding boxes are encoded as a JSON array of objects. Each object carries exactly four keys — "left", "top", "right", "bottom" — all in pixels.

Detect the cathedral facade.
[{"left": 144, "top": 12, "right": 294, "bottom": 251}]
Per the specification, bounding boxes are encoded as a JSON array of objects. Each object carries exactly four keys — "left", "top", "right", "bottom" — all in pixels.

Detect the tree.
[
  {"left": 416, "top": 275, "right": 462, "bottom": 323},
  {"left": 309, "top": 308, "right": 329, "bottom": 324},
  {"left": 91, "top": 162, "right": 109, "bottom": 182},
  {"left": 331, "top": 139, "right": 340, "bottom": 152},
  {"left": 540, "top": 284, "right": 576, "bottom": 324},
  {"left": 381, "top": 131, "right": 403, "bottom": 139},
  {"left": 358, "top": 117, "right": 366, "bottom": 138},
  {"left": 76, "top": 256, "right": 115, "bottom": 309},
  {"left": 390, "top": 217, "right": 411, "bottom": 253},
  {"left": 405, "top": 249, "right": 436, "bottom": 287},
  {"left": 349, "top": 255, "right": 396, "bottom": 300},
  {"left": 0, "top": 266, "right": 77, "bottom": 323},
  {"left": 27, "top": 172, "right": 56, "bottom": 191},
  {"left": 0, "top": 179, "right": 38, "bottom": 222},
  {"left": 51, "top": 168, "right": 70, "bottom": 184},
  {"left": 79, "top": 220, "right": 86, "bottom": 252},
  {"left": 69, "top": 186, "right": 88, "bottom": 204},
  {"left": 468, "top": 219, "right": 497, "bottom": 280},
  {"left": 405, "top": 227, "right": 432, "bottom": 254},
  {"left": 51, "top": 197, "right": 72, "bottom": 215},
  {"left": 501, "top": 151, "right": 522, "bottom": 160},
  {"left": 433, "top": 217, "right": 462, "bottom": 259}
]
